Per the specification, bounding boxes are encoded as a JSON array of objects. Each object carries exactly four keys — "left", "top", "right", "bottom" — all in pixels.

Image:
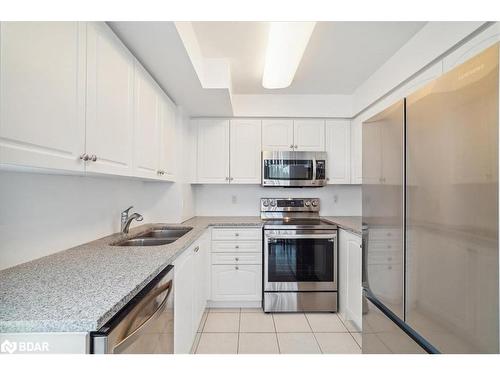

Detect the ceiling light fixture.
[{"left": 262, "top": 21, "right": 316, "bottom": 89}]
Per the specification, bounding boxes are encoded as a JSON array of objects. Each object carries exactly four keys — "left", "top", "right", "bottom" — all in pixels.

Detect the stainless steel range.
[{"left": 261, "top": 198, "right": 338, "bottom": 312}]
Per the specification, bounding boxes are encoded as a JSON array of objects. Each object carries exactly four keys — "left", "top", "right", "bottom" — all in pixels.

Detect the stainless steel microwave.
[{"left": 261, "top": 151, "right": 327, "bottom": 187}]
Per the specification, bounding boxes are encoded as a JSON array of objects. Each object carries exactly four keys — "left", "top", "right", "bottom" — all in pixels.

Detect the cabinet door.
[
  {"left": 133, "top": 64, "right": 160, "bottom": 179},
  {"left": 229, "top": 119, "right": 261, "bottom": 184},
  {"left": 211, "top": 265, "right": 262, "bottom": 301},
  {"left": 196, "top": 119, "right": 230, "bottom": 183},
  {"left": 174, "top": 247, "right": 195, "bottom": 354},
  {"left": 325, "top": 120, "right": 351, "bottom": 184},
  {"left": 0, "top": 22, "right": 85, "bottom": 172},
  {"left": 158, "top": 95, "right": 176, "bottom": 180},
  {"left": 350, "top": 118, "right": 362, "bottom": 184},
  {"left": 346, "top": 233, "right": 362, "bottom": 330},
  {"left": 293, "top": 119, "right": 325, "bottom": 151},
  {"left": 261, "top": 119, "right": 294, "bottom": 151},
  {"left": 86, "top": 22, "right": 134, "bottom": 176}
]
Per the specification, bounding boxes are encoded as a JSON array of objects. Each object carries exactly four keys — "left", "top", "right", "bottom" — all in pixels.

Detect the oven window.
[
  {"left": 264, "top": 159, "right": 313, "bottom": 180},
  {"left": 267, "top": 238, "right": 334, "bottom": 282}
]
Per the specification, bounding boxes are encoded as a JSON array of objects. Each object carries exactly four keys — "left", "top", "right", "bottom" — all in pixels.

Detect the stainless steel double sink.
[{"left": 113, "top": 227, "right": 193, "bottom": 247}]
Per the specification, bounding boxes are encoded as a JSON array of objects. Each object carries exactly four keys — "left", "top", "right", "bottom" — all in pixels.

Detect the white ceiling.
[{"left": 191, "top": 21, "right": 427, "bottom": 95}]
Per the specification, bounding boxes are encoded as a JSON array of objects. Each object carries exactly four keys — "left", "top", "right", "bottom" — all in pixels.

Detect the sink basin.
[
  {"left": 116, "top": 238, "right": 176, "bottom": 247},
  {"left": 112, "top": 227, "right": 193, "bottom": 247},
  {"left": 135, "top": 227, "right": 192, "bottom": 239}
]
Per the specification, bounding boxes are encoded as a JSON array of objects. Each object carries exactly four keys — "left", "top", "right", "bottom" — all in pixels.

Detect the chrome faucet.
[{"left": 121, "top": 206, "right": 144, "bottom": 234}]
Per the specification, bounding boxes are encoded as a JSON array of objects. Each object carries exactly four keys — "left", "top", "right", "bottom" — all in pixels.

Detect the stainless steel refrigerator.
[{"left": 362, "top": 43, "right": 499, "bottom": 353}]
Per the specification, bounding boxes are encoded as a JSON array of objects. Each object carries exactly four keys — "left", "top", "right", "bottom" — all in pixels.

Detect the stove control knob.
[
  {"left": 262, "top": 199, "right": 269, "bottom": 207},
  {"left": 304, "top": 200, "right": 311, "bottom": 207},
  {"left": 311, "top": 200, "right": 319, "bottom": 207},
  {"left": 270, "top": 200, "right": 277, "bottom": 207}
]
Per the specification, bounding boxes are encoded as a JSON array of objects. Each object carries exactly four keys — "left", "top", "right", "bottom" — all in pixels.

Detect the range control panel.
[{"left": 260, "top": 198, "right": 320, "bottom": 212}]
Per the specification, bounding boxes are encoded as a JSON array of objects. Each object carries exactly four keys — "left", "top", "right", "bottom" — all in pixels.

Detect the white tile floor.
[{"left": 193, "top": 308, "right": 362, "bottom": 354}]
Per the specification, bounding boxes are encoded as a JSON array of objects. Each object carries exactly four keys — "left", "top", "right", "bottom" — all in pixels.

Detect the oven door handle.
[{"left": 267, "top": 234, "right": 337, "bottom": 241}]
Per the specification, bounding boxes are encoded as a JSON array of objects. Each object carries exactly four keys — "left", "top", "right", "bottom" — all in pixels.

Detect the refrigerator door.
[
  {"left": 406, "top": 44, "right": 499, "bottom": 353},
  {"left": 362, "top": 100, "right": 405, "bottom": 320},
  {"left": 363, "top": 291, "right": 428, "bottom": 353}
]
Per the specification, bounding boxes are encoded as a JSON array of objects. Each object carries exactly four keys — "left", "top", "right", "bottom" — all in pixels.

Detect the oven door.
[{"left": 264, "top": 230, "right": 338, "bottom": 292}]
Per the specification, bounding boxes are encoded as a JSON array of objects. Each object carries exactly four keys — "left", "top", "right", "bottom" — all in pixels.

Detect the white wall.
[
  {"left": 0, "top": 107, "right": 195, "bottom": 270},
  {"left": 193, "top": 184, "right": 361, "bottom": 217}
]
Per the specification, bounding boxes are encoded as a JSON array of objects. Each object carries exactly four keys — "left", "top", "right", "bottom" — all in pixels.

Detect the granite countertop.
[
  {"left": 0, "top": 216, "right": 262, "bottom": 334},
  {"left": 0, "top": 215, "right": 361, "bottom": 334},
  {"left": 323, "top": 216, "right": 362, "bottom": 235}
]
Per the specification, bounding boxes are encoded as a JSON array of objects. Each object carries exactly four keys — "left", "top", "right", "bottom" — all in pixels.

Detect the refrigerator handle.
[{"left": 361, "top": 225, "right": 369, "bottom": 290}]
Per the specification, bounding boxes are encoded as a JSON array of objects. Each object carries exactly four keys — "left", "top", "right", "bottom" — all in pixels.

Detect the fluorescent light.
[{"left": 262, "top": 22, "right": 316, "bottom": 89}]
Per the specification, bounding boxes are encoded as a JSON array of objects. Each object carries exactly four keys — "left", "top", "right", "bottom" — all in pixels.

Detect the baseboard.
[{"left": 207, "top": 300, "right": 262, "bottom": 308}]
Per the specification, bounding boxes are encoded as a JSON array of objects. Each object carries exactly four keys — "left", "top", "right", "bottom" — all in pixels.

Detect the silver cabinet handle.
[
  {"left": 80, "top": 153, "right": 89, "bottom": 161},
  {"left": 235, "top": 266, "right": 239, "bottom": 270},
  {"left": 235, "top": 245, "right": 239, "bottom": 249},
  {"left": 194, "top": 246, "right": 199, "bottom": 253},
  {"left": 294, "top": 145, "right": 298, "bottom": 149},
  {"left": 230, "top": 177, "right": 234, "bottom": 181},
  {"left": 90, "top": 154, "right": 97, "bottom": 162},
  {"left": 235, "top": 257, "right": 239, "bottom": 261},
  {"left": 289, "top": 144, "right": 294, "bottom": 149},
  {"left": 235, "top": 233, "right": 239, "bottom": 237},
  {"left": 225, "top": 177, "right": 229, "bottom": 181}
]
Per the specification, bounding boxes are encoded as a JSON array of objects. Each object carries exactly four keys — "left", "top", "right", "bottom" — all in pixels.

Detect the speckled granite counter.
[
  {"left": 0, "top": 216, "right": 262, "bottom": 334},
  {"left": 323, "top": 216, "right": 362, "bottom": 235}
]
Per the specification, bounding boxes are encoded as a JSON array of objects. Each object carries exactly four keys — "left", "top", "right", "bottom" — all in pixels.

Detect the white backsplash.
[{"left": 193, "top": 184, "right": 361, "bottom": 217}]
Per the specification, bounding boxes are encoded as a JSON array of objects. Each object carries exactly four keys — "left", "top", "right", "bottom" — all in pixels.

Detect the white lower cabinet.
[
  {"left": 173, "top": 231, "right": 210, "bottom": 354},
  {"left": 210, "top": 227, "right": 262, "bottom": 305},
  {"left": 211, "top": 265, "right": 262, "bottom": 301},
  {"left": 339, "top": 229, "right": 362, "bottom": 330}
]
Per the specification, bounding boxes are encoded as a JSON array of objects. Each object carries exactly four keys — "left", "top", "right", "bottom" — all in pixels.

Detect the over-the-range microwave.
[{"left": 261, "top": 151, "right": 327, "bottom": 187}]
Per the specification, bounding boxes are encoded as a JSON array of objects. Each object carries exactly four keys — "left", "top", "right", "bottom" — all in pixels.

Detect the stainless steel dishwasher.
[{"left": 91, "top": 265, "right": 174, "bottom": 354}]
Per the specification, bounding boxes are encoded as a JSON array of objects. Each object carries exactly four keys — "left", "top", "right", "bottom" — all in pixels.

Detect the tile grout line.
[
  {"left": 304, "top": 313, "right": 323, "bottom": 354},
  {"left": 271, "top": 313, "right": 281, "bottom": 354},
  {"left": 237, "top": 308, "right": 241, "bottom": 354},
  {"left": 338, "top": 315, "right": 362, "bottom": 351}
]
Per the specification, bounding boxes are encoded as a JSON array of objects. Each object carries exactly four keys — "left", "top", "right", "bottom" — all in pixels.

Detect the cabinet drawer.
[
  {"left": 212, "top": 252, "right": 262, "bottom": 265},
  {"left": 368, "top": 228, "right": 401, "bottom": 241},
  {"left": 367, "top": 251, "right": 402, "bottom": 265},
  {"left": 212, "top": 227, "right": 262, "bottom": 241},
  {"left": 212, "top": 241, "right": 261, "bottom": 253},
  {"left": 211, "top": 265, "right": 262, "bottom": 302},
  {"left": 367, "top": 240, "right": 401, "bottom": 252}
]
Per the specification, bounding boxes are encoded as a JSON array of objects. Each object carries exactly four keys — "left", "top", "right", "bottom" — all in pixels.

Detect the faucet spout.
[{"left": 121, "top": 206, "right": 144, "bottom": 234}]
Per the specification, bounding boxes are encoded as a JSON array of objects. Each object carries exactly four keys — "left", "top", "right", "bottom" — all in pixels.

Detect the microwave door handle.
[{"left": 312, "top": 157, "right": 317, "bottom": 181}]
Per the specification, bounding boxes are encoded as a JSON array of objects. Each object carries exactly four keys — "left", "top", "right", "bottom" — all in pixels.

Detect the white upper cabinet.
[
  {"left": 86, "top": 22, "right": 134, "bottom": 176},
  {"left": 229, "top": 119, "right": 262, "bottom": 184},
  {"left": 0, "top": 22, "right": 86, "bottom": 172},
  {"left": 293, "top": 119, "right": 325, "bottom": 151},
  {"left": 133, "top": 63, "right": 160, "bottom": 179},
  {"left": 261, "top": 119, "right": 294, "bottom": 151},
  {"left": 262, "top": 119, "right": 325, "bottom": 152},
  {"left": 350, "top": 117, "right": 362, "bottom": 184},
  {"left": 196, "top": 119, "right": 230, "bottom": 183},
  {"left": 325, "top": 120, "right": 351, "bottom": 184},
  {"left": 158, "top": 94, "right": 176, "bottom": 181}
]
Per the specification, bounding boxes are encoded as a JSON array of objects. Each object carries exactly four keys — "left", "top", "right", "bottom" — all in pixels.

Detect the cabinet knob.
[
  {"left": 235, "top": 266, "right": 239, "bottom": 270},
  {"left": 235, "top": 245, "right": 239, "bottom": 249},
  {"left": 225, "top": 177, "right": 229, "bottom": 181},
  {"left": 80, "top": 153, "right": 89, "bottom": 161},
  {"left": 235, "top": 233, "right": 239, "bottom": 237},
  {"left": 230, "top": 177, "right": 234, "bottom": 181},
  {"left": 289, "top": 144, "right": 294, "bottom": 149},
  {"left": 235, "top": 257, "right": 239, "bottom": 261},
  {"left": 194, "top": 246, "right": 199, "bottom": 253},
  {"left": 90, "top": 154, "right": 97, "bottom": 162},
  {"left": 294, "top": 145, "right": 298, "bottom": 149}
]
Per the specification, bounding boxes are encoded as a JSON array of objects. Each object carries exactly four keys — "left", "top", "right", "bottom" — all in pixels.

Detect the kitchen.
[{"left": 0, "top": 4, "right": 499, "bottom": 370}]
